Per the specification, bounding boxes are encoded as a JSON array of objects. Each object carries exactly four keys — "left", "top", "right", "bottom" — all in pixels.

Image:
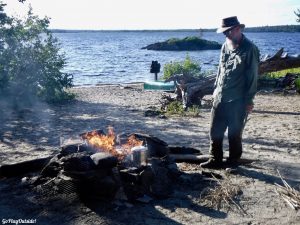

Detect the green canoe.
[{"left": 143, "top": 81, "right": 175, "bottom": 91}]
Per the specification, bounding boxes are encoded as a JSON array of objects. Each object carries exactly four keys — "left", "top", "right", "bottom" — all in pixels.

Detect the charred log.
[
  {"left": 168, "top": 145, "right": 202, "bottom": 155},
  {"left": 0, "top": 156, "right": 52, "bottom": 178},
  {"left": 131, "top": 133, "right": 169, "bottom": 157},
  {"left": 169, "top": 154, "right": 210, "bottom": 163}
]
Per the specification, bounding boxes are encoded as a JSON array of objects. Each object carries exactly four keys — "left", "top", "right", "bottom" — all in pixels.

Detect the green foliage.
[
  {"left": 163, "top": 54, "right": 202, "bottom": 80},
  {"left": 165, "top": 101, "right": 185, "bottom": 115},
  {"left": 143, "top": 36, "right": 221, "bottom": 51},
  {"left": 295, "top": 78, "right": 300, "bottom": 93},
  {"left": 166, "top": 36, "right": 217, "bottom": 46},
  {"left": 0, "top": 1, "right": 73, "bottom": 104},
  {"left": 258, "top": 67, "right": 300, "bottom": 91},
  {"left": 261, "top": 67, "right": 300, "bottom": 79},
  {"left": 165, "top": 100, "right": 200, "bottom": 117},
  {"left": 167, "top": 36, "right": 221, "bottom": 50}
]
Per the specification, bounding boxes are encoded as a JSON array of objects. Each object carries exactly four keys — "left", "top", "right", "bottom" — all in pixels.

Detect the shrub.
[
  {"left": 0, "top": 1, "right": 74, "bottom": 104},
  {"left": 165, "top": 100, "right": 200, "bottom": 117},
  {"left": 295, "top": 77, "right": 300, "bottom": 93},
  {"left": 162, "top": 54, "right": 202, "bottom": 80}
]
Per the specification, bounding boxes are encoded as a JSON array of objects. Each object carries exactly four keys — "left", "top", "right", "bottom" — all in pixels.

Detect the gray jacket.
[{"left": 213, "top": 35, "right": 260, "bottom": 107}]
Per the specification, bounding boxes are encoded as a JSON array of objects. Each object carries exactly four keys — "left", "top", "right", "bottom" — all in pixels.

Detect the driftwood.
[
  {"left": 167, "top": 48, "right": 300, "bottom": 108},
  {"left": 169, "top": 154, "right": 210, "bottom": 163},
  {"left": 275, "top": 169, "right": 300, "bottom": 210},
  {"left": 258, "top": 48, "right": 300, "bottom": 74}
]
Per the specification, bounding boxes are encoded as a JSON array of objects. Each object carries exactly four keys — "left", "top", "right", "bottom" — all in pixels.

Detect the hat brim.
[{"left": 216, "top": 24, "right": 245, "bottom": 33}]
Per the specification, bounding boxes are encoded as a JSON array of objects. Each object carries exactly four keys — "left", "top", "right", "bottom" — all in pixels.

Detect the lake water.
[{"left": 53, "top": 31, "right": 300, "bottom": 86}]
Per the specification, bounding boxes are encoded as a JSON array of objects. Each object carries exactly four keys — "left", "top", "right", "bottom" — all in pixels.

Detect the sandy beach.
[{"left": 0, "top": 84, "right": 300, "bottom": 225}]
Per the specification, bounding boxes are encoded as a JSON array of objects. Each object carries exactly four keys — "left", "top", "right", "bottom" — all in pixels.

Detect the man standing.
[{"left": 200, "top": 16, "right": 260, "bottom": 169}]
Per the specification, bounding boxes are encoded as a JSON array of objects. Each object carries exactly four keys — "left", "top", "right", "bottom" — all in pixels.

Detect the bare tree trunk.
[{"left": 258, "top": 48, "right": 300, "bottom": 74}]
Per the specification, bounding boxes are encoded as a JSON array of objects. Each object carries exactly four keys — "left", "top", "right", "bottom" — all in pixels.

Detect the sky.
[{"left": 2, "top": 0, "right": 300, "bottom": 30}]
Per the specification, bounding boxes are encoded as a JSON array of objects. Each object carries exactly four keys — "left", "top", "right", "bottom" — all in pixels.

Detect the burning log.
[{"left": 166, "top": 48, "right": 300, "bottom": 108}]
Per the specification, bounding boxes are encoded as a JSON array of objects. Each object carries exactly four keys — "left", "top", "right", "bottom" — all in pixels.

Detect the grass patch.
[
  {"left": 295, "top": 78, "right": 300, "bottom": 92},
  {"left": 165, "top": 100, "right": 201, "bottom": 117},
  {"left": 259, "top": 67, "right": 300, "bottom": 90},
  {"left": 262, "top": 67, "right": 300, "bottom": 79}
]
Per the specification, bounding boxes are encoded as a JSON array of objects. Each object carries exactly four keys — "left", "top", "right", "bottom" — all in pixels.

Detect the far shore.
[{"left": 50, "top": 24, "right": 300, "bottom": 33}]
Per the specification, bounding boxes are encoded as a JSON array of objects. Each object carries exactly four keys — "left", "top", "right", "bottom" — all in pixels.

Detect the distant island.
[
  {"left": 50, "top": 25, "right": 300, "bottom": 33},
  {"left": 141, "top": 37, "right": 221, "bottom": 51}
]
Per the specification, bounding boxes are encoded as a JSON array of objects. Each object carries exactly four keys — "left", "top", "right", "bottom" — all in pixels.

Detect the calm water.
[{"left": 54, "top": 31, "right": 300, "bottom": 86}]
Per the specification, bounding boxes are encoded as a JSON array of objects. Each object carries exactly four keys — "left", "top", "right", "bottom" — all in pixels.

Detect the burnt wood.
[
  {"left": 169, "top": 154, "right": 210, "bottom": 163},
  {"left": 90, "top": 152, "right": 118, "bottom": 169},
  {"left": 61, "top": 152, "right": 96, "bottom": 172},
  {"left": 132, "top": 133, "right": 169, "bottom": 157},
  {"left": 0, "top": 156, "right": 52, "bottom": 178},
  {"left": 168, "top": 145, "right": 202, "bottom": 155}
]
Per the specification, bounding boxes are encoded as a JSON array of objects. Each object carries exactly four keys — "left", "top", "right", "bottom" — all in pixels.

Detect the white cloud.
[{"left": 2, "top": 0, "right": 300, "bottom": 29}]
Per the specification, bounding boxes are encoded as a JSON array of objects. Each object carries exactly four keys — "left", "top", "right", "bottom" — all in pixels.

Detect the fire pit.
[{"left": 20, "top": 127, "right": 180, "bottom": 203}]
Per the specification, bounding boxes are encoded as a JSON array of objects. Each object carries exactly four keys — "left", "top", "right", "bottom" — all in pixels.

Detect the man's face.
[{"left": 223, "top": 26, "right": 242, "bottom": 45}]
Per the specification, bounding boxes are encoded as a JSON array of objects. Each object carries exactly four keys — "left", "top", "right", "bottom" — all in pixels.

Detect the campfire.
[
  {"left": 81, "top": 127, "right": 144, "bottom": 162},
  {"left": 7, "top": 127, "right": 181, "bottom": 203},
  {"left": 0, "top": 127, "right": 207, "bottom": 206}
]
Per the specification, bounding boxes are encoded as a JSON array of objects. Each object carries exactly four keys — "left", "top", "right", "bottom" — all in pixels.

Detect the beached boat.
[{"left": 143, "top": 81, "right": 175, "bottom": 91}]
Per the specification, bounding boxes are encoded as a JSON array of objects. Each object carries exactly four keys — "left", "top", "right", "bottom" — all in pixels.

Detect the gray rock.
[
  {"left": 61, "top": 152, "right": 96, "bottom": 172},
  {"left": 90, "top": 152, "right": 118, "bottom": 169}
]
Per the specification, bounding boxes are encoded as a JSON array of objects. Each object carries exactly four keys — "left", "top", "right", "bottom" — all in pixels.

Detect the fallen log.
[
  {"left": 168, "top": 145, "right": 202, "bottom": 155},
  {"left": 169, "top": 154, "right": 210, "bottom": 163},
  {"left": 167, "top": 48, "right": 300, "bottom": 108},
  {"left": 259, "top": 48, "right": 300, "bottom": 74},
  {"left": 0, "top": 156, "right": 52, "bottom": 178}
]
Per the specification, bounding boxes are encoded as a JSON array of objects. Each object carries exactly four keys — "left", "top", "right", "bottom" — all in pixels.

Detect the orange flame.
[{"left": 82, "top": 127, "right": 143, "bottom": 160}]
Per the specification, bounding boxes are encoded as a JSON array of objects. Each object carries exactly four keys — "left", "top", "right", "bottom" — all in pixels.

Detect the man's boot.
[
  {"left": 224, "top": 157, "right": 240, "bottom": 168},
  {"left": 200, "top": 158, "right": 223, "bottom": 169}
]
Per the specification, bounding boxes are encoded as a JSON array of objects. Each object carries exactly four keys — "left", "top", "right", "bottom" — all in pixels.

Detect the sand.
[{"left": 0, "top": 84, "right": 300, "bottom": 225}]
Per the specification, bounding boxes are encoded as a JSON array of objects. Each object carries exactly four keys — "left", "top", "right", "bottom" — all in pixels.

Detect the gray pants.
[{"left": 209, "top": 99, "right": 247, "bottom": 162}]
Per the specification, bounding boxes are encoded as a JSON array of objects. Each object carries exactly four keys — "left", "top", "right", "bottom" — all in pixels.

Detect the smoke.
[{"left": 0, "top": 88, "right": 56, "bottom": 147}]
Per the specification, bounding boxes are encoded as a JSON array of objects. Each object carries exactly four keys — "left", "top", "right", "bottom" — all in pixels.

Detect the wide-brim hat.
[{"left": 216, "top": 16, "right": 245, "bottom": 33}]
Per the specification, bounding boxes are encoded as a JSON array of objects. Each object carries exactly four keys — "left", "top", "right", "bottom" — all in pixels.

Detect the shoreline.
[{"left": 72, "top": 81, "right": 145, "bottom": 88}]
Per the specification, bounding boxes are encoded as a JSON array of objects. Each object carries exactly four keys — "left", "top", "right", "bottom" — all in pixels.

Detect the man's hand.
[{"left": 246, "top": 104, "right": 254, "bottom": 113}]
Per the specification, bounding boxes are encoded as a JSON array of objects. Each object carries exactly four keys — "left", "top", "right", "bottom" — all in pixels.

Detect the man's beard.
[{"left": 226, "top": 37, "right": 239, "bottom": 49}]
